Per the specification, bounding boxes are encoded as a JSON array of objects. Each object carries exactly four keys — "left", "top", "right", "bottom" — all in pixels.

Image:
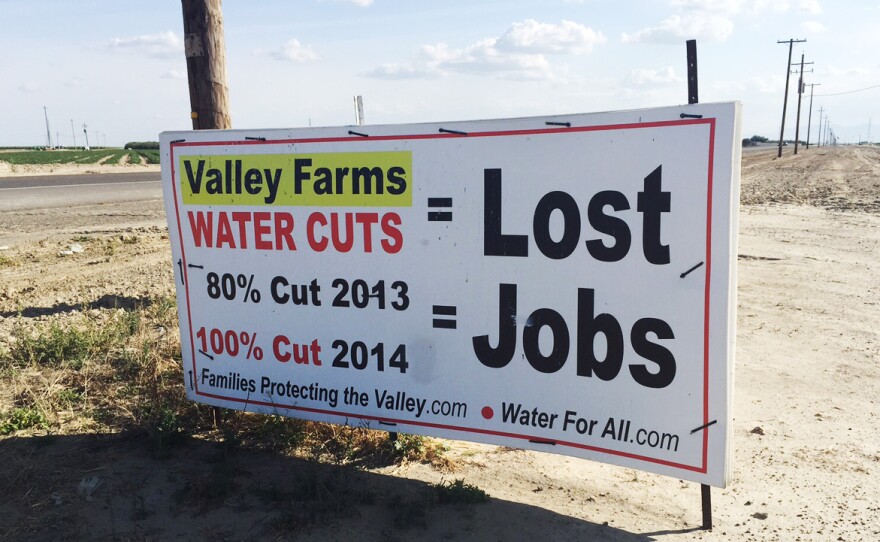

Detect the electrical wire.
[{"left": 814, "top": 83, "right": 880, "bottom": 97}]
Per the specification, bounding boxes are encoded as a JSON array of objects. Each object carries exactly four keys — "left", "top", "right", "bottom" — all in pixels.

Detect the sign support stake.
[
  {"left": 686, "top": 39, "right": 698, "bottom": 105},
  {"left": 686, "top": 38, "right": 713, "bottom": 531},
  {"left": 701, "top": 483, "right": 713, "bottom": 530}
]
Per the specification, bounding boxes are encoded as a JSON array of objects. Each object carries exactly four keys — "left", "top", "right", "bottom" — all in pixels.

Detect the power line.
[{"left": 814, "top": 83, "right": 880, "bottom": 97}]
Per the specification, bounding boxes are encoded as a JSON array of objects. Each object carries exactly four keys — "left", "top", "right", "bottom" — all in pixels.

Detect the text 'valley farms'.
[{"left": 180, "top": 151, "right": 412, "bottom": 207}]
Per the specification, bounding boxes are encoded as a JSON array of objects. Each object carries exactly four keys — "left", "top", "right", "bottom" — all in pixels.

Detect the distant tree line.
[
  {"left": 742, "top": 135, "right": 768, "bottom": 147},
  {"left": 124, "top": 141, "right": 160, "bottom": 150}
]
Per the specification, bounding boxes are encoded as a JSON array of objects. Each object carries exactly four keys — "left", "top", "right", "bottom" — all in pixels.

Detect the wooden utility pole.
[
  {"left": 805, "top": 84, "right": 820, "bottom": 149},
  {"left": 44, "top": 106, "right": 53, "bottom": 148},
  {"left": 776, "top": 39, "right": 805, "bottom": 158},
  {"left": 792, "top": 54, "right": 813, "bottom": 155},
  {"left": 181, "top": 0, "right": 231, "bottom": 130}
]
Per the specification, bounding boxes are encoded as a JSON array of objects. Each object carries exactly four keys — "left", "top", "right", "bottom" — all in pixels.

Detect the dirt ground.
[{"left": 1, "top": 147, "right": 879, "bottom": 540}]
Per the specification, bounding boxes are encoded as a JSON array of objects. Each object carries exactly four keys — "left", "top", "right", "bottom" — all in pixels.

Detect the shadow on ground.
[
  {"left": 1, "top": 294, "right": 153, "bottom": 319},
  {"left": 0, "top": 432, "right": 672, "bottom": 541}
]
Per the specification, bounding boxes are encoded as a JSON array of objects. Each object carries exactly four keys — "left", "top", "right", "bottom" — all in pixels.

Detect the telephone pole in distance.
[{"left": 777, "top": 38, "right": 806, "bottom": 158}]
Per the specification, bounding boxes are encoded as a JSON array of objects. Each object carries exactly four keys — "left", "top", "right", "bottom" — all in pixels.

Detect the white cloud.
[
  {"left": 271, "top": 39, "right": 318, "bottom": 62},
  {"left": 802, "top": 21, "right": 826, "bottom": 33},
  {"left": 18, "top": 83, "right": 39, "bottom": 94},
  {"left": 622, "top": 14, "right": 734, "bottom": 43},
  {"left": 627, "top": 67, "right": 684, "bottom": 86},
  {"left": 495, "top": 19, "right": 606, "bottom": 54},
  {"left": 161, "top": 69, "right": 187, "bottom": 80},
  {"left": 109, "top": 31, "right": 182, "bottom": 58},
  {"left": 367, "top": 39, "right": 554, "bottom": 81},
  {"left": 365, "top": 20, "right": 602, "bottom": 81},
  {"left": 799, "top": 0, "right": 822, "bottom": 15},
  {"left": 670, "top": 0, "right": 792, "bottom": 15},
  {"left": 364, "top": 63, "right": 440, "bottom": 80},
  {"left": 670, "top": 0, "right": 743, "bottom": 14}
]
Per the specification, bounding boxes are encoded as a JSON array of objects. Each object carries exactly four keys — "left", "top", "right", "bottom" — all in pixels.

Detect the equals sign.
[
  {"left": 428, "top": 197, "right": 453, "bottom": 222},
  {"left": 432, "top": 305, "right": 457, "bottom": 329}
]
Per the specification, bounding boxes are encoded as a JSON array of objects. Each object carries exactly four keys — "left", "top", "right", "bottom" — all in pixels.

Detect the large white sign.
[{"left": 161, "top": 102, "right": 740, "bottom": 487}]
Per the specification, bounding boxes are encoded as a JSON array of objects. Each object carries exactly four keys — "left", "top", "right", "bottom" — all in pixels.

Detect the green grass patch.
[
  {"left": 0, "top": 149, "right": 131, "bottom": 165},
  {"left": 1, "top": 407, "right": 49, "bottom": 435},
  {"left": 432, "top": 479, "right": 490, "bottom": 504},
  {"left": 136, "top": 150, "right": 160, "bottom": 164}
]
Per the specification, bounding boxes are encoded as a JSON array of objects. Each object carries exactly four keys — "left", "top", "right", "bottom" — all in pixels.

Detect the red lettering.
[
  {"left": 273, "top": 335, "right": 291, "bottom": 362},
  {"left": 273, "top": 212, "right": 296, "bottom": 250},
  {"left": 381, "top": 212, "right": 403, "bottom": 254},
  {"left": 253, "top": 212, "right": 271, "bottom": 250},
  {"left": 215, "top": 212, "right": 236, "bottom": 248},
  {"left": 355, "top": 213, "right": 379, "bottom": 253},
  {"left": 187, "top": 211, "right": 213, "bottom": 247},
  {"left": 307, "top": 212, "right": 328, "bottom": 252},
  {"left": 331, "top": 213, "right": 354, "bottom": 253},
  {"left": 231, "top": 212, "right": 252, "bottom": 249}
]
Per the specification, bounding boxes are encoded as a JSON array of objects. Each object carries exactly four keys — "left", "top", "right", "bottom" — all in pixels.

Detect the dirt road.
[{"left": 1, "top": 147, "right": 878, "bottom": 540}]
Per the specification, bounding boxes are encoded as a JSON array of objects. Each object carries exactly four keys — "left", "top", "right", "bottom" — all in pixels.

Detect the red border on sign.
[{"left": 169, "top": 117, "right": 716, "bottom": 475}]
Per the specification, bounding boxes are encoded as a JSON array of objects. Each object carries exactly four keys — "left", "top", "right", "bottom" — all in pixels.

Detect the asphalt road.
[{"left": 0, "top": 172, "right": 162, "bottom": 211}]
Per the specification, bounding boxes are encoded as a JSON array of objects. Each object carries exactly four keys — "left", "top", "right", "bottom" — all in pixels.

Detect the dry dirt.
[{"left": 1, "top": 147, "right": 879, "bottom": 541}]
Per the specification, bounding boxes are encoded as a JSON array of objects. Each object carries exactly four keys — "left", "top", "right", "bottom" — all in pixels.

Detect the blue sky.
[{"left": 2, "top": 0, "right": 878, "bottom": 147}]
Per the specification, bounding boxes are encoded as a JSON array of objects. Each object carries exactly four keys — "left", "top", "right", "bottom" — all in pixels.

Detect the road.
[{"left": 0, "top": 172, "right": 162, "bottom": 211}]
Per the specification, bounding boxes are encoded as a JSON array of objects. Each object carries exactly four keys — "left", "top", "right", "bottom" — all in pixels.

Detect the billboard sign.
[{"left": 161, "top": 102, "right": 740, "bottom": 486}]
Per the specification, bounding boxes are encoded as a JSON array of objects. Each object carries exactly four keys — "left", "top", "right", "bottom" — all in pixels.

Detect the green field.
[{"left": 0, "top": 149, "right": 159, "bottom": 165}]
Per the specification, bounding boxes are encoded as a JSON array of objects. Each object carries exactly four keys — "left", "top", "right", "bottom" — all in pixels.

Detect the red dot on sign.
[{"left": 481, "top": 406, "right": 494, "bottom": 420}]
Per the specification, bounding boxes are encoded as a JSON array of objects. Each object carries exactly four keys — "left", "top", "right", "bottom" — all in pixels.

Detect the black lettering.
[
  {"left": 244, "top": 168, "right": 261, "bottom": 194},
  {"left": 294, "top": 158, "right": 312, "bottom": 194},
  {"left": 637, "top": 165, "right": 671, "bottom": 265},
  {"left": 629, "top": 318, "right": 676, "bottom": 388},
  {"left": 533, "top": 191, "right": 580, "bottom": 259},
  {"left": 205, "top": 167, "right": 222, "bottom": 194},
  {"left": 576, "top": 288, "right": 623, "bottom": 380},
  {"left": 353, "top": 167, "right": 384, "bottom": 194},
  {"left": 473, "top": 283, "right": 517, "bottom": 368},
  {"left": 387, "top": 166, "right": 407, "bottom": 195},
  {"left": 586, "top": 190, "right": 631, "bottom": 262},
  {"left": 523, "top": 308, "right": 569, "bottom": 373},
  {"left": 183, "top": 159, "right": 205, "bottom": 193},
  {"left": 314, "top": 167, "right": 333, "bottom": 194},
  {"left": 483, "top": 169, "right": 527, "bottom": 257},
  {"left": 271, "top": 276, "right": 290, "bottom": 304}
]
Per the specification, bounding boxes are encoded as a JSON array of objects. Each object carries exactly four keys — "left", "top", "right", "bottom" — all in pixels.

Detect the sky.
[{"left": 2, "top": 0, "right": 879, "bottom": 147}]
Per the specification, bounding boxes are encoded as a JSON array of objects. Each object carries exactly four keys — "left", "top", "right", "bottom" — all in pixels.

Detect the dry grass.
[{"left": 0, "top": 297, "right": 449, "bottom": 468}]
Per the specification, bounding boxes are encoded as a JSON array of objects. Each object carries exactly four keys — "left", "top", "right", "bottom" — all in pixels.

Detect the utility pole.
[
  {"left": 181, "top": 0, "right": 230, "bottom": 430},
  {"left": 43, "top": 106, "right": 53, "bottom": 148},
  {"left": 71, "top": 119, "right": 77, "bottom": 149},
  {"left": 792, "top": 53, "right": 813, "bottom": 154},
  {"left": 806, "top": 85, "right": 820, "bottom": 149},
  {"left": 817, "top": 108, "right": 824, "bottom": 147},
  {"left": 83, "top": 123, "right": 90, "bottom": 151},
  {"left": 777, "top": 39, "right": 806, "bottom": 158},
  {"left": 354, "top": 95, "right": 365, "bottom": 126},
  {"left": 181, "top": 0, "right": 231, "bottom": 130}
]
